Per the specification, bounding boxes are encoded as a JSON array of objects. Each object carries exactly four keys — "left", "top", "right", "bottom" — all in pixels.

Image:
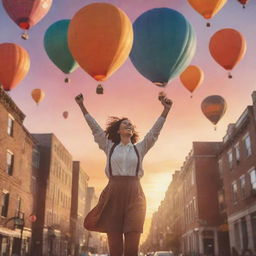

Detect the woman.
[{"left": 75, "top": 93, "right": 172, "bottom": 256}]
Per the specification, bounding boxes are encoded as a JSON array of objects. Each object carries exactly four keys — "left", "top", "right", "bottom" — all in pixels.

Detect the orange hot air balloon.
[
  {"left": 180, "top": 65, "right": 204, "bottom": 97},
  {"left": 31, "top": 89, "right": 45, "bottom": 105},
  {"left": 209, "top": 28, "right": 246, "bottom": 78},
  {"left": 68, "top": 3, "right": 133, "bottom": 86},
  {"left": 0, "top": 43, "right": 30, "bottom": 91},
  {"left": 201, "top": 95, "right": 227, "bottom": 129},
  {"left": 63, "top": 111, "right": 68, "bottom": 119},
  {"left": 187, "top": 0, "right": 227, "bottom": 26}
]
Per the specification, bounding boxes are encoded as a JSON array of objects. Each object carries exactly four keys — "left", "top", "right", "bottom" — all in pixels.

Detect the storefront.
[{"left": 0, "top": 226, "right": 31, "bottom": 256}]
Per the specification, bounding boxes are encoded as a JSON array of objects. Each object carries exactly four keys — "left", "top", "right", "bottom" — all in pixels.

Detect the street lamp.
[
  {"left": 4, "top": 211, "right": 25, "bottom": 256},
  {"left": 14, "top": 213, "right": 25, "bottom": 256}
]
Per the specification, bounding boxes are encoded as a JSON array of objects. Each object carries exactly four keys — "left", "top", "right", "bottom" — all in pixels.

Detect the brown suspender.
[
  {"left": 133, "top": 145, "right": 140, "bottom": 176},
  {"left": 109, "top": 143, "right": 140, "bottom": 177},
  {"left": 108, "top": 143, "right": 117, "bottom": 177}
]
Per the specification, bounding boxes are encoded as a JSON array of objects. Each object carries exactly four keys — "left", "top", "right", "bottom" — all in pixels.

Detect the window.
[
  {"left": 191, "top": 167, "right": 195, "bottom": 185},
  {"left": 1, "top": 192, "right": 9, "bottom": 217},
  {"left": 232, "top": 182, "right": 238, "bottom": 203},
  {"left": 32, "top": 149, "right": 40, "bottom": 168},
  {"left": 218, "top": 159, "right": 223, "bottom": 175},
  {"left": 241, "top": 217, "right": 248, "bottom": 249},
  {"left": 240, "top": 175, "right": 246, "bottom": 198},
  {"left": 243, "top": 134, "right": 252, "bottom": 157},
  {"left": 218, "top": 191, "right": 225, "bottom": 211},
  {"left": 228, "top": 150, "right": 233, "bottom": 169},
  {"left": 234, "top": 222, "right": 241, "bottom": 250},
  {"left": 31, "top": 176, "right": 37, "bottom": 195},
  {"left": 6, "top": 150, "right": 14, "bottom": 175},
  {"left": 251, "top": 212, "right": 256, "bottom": 249},
  {"left": 250, "top": 169, "right": 256, "bottom": 190},
  {"left": 193, "top": 197, "right": 197, "bottom": 218},
  {"left": 235, "top": 143, "right": 240, "bottom": 162},
  {"left": 7, "top": 114, "right": 14, "bottom": 136}
]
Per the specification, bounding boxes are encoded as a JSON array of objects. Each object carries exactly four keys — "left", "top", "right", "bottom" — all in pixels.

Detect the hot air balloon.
[
  {"left": 201, "top": 95, "right": 227, "bottom": 130},
  {"left": 68, "top": 3, "right": 133, "bottom": 94},
  {"left": 180, "top": 65, "right": 204, "bottom": 97},
  {"left": 63, "top": 111, "right": 69, "bottom": 119},
  {"left": 0, "top": 43, "right": 30, "bottom": 91},
  {"left": 2, "top": 0, "right": 52, "bottom": 39},
  {"left": 238, "top": 0, "right": 249, "bottom": 8},
  {"left": 31, "top": 89, "right": 45, "bottom": 105},
  {"left": 130, "top": 8, "right": 196, "bottom": 88},
  {"left": 44, "top": 20, "right": 79, "bottom": 83},
  {"left": 187, "top": 0, "right": 227, "bottom": 26},
  {"left": 209, "top": 28, "right": 246, "bottom": 78}
]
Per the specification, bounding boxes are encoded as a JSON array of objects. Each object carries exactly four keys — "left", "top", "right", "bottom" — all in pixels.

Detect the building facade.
[
  {"left": 70, "top": 161, "right": 89, "bottom": 256},
  {"left": 0, "top": 87, "right": 39, "bottom": 256},
  {"left": 31, "top": 134, "right": 73, "bottom": 256},
  {"left": 218, "top": 92, "right": 256, "bottom": 255}
]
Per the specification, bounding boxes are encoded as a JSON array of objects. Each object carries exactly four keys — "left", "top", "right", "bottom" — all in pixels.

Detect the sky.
[{"left": 1, "top": 0, "right": 256, "bottom": 241}]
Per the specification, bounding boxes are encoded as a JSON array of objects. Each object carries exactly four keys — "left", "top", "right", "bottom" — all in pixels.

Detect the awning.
[
  {"left": 0, "top": 227, "right": 21, "bottom": 238},
  {"left": 0, "top": 227, "right": 31, "bottom": 238}
]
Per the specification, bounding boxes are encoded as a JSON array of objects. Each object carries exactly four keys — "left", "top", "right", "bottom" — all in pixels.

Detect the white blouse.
[{"left": 84, "top": 113, "right": 166, "bottom": 177}]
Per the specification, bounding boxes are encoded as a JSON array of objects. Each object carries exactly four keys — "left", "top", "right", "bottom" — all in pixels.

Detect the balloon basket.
[
  {"left": 96, "top": 84, "right": 104, "bottom": 94},
  {"left": 21, "top": 31, "right": 29, "bottom": 40},
  {"left": 243, "top": 5, "right": 246, "bottom": 8},
  {"left": 214, "top": 125, "right": 217, "bottom": 131},
  {"left": 190, "top": 94, "right": 193, "bottom": 99},
  {"left": 228, "top": 72, "right": 233, "bottom": 79},
  {"left": 206, "top": 22, "right": 211, "bottom": 27},
  {"left": 64, "top": 77, "right": 70, "bottom": 83}
]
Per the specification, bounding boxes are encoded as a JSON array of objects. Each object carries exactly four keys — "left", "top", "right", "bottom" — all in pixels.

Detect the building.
[
  {"left": 180, "top": 142, "right": 230, "bottom": 256},
  {"left": 31, "top": 133, "right": 73, "bottom": 256},
  {"left": 218, "top": 92, "right": 256, "bottom": 255},
  {"left": 142, "top": 142, "right": 229, "bottom": 255},
  {"left": 0, "top": 87, "right": 39, "bottom": 256},
  {"left": 70, "top": 161, "right": 89, "bottom": 256}
]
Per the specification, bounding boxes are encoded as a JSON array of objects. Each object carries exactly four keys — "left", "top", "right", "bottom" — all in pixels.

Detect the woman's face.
[{"left": 118, "top": 119, "right": 134, "bottom": 137}]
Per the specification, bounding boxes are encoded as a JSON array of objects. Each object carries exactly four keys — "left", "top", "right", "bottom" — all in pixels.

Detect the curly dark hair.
[{"left": 105, "top": 116, "right": 139, "bottom": 144}]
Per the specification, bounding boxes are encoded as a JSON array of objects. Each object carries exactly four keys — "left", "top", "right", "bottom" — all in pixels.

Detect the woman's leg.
[
  {"left": 107, "top": 232, "right": 124, "bottom": 256},
  {"left": 124, "top": 232, "right": 141, "bottom": 256}
]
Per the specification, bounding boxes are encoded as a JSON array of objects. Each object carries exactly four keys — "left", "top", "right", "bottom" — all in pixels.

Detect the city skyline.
[{"left": 1, "top": 0, "right": 256, "bottom": 241}]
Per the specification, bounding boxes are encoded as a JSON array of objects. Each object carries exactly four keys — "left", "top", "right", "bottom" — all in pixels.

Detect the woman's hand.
[
  {"left": 75, "top": 93, "right": 84, "bottom": 106},
  {"left": 161, "top": 97, "right": 173, "bottom": 110},
  {"left": 159, "top": 92, "right": 173, "bottom": 118},
  {"left": 75, "top": 93, "right": 88, "bottom": 115}
]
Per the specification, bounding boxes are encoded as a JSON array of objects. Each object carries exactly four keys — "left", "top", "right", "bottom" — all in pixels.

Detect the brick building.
[
  {"left": 70, "top": 161, "right": 89, "bottom": 256},
  {"left": 143, "top": 142, "right": 229, "bottom": 255},
  {"left": 218, "top": 92, "right": 256, "bottom": 255},
  {"left": 31, "top": 133, "right": 73, "bottom": 256},
  {"left": 0, "top": 87, "right": 39, "bottom": 256},
  {"left": 179, "top": 142, "right": 230, "bottom": 256}
]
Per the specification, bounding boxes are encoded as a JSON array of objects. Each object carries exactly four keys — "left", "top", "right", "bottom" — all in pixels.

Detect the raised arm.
[
  {"left": 75, "top": 93, "right": 111, "bottom": 153},
  {"left": 136, "top": 95, "right": 173, "bottom": 157}
]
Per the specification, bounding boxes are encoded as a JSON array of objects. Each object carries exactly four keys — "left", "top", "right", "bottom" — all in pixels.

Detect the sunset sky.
[{"left": 1, "top": 0, "right": 256, "bottom": 241}]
